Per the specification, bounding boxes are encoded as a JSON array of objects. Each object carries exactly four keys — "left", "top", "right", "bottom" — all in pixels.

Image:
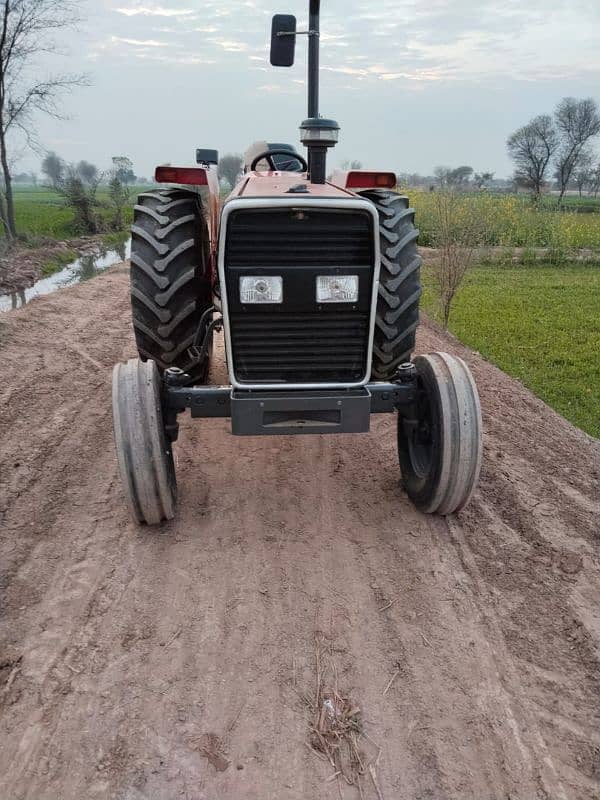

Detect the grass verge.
[{"left": 422, "top": 261, "right": 600, "bottom": 438}]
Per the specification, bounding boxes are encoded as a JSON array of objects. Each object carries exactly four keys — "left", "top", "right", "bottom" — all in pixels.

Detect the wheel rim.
[{"left": 406, "top": 385, "right": 434, "bottom": 480}]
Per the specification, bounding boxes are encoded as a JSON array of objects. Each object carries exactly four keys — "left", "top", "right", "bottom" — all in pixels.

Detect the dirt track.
[{"left": 1, "top": 264, "right": 599, "bottom": 800}]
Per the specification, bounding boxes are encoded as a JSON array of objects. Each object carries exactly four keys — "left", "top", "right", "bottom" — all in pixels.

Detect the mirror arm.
[{"left": 277, "top": 30, "right": 319, "bottom": 37}]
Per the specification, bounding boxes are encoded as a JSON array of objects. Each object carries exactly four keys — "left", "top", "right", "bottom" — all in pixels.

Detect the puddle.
[{"left": 0, "top": 238, "right": 131, "bottom": 313}]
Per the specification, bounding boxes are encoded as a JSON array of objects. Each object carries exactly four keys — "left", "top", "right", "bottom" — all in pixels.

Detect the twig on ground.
[
  {"left": 369, "top": 764, "right": 385, "bottom": 800},
  {"left": 164, "top": 626, "right": 182, "bottom": 648},
  {"left": 383, "top": 669, "right": 400, "bottom": 696}
]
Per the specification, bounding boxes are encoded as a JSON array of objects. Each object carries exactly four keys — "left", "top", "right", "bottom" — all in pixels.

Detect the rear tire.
[
  {"left": 130, "top": 188, "right": 212, "bottom": 384},
  {"left": 360, "top": 189, "right": 422, "bottom": 380},
  {"left": 112, "top": 359, "right": 177, "bottom": 525},
  {"left": 398, "top": 352, "right": 483, "bottom": 515}
]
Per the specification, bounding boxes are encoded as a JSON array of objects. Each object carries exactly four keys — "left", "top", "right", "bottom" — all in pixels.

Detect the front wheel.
[
  {"left": 398, "top": 352, "right": 483, "bottom": 515},
  {"left": 112, "top": 358, "right": 177, "bottom": 525}
]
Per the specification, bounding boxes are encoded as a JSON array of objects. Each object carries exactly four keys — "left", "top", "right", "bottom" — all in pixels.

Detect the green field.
[
  {"left": 422, "top": 262, "right": 600, "bottom": 438},
  {"left": 9, "top": 186, "right": 150, "bottom": 240}
]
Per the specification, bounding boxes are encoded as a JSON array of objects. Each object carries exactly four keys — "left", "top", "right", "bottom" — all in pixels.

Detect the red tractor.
[{"left": 112, "top": 1, "right": 482, "bottom": 525}]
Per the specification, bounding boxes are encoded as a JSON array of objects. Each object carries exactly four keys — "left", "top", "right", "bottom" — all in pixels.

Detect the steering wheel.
[{"left": 250, "top": 149, "right": 308, "bottom": 172}]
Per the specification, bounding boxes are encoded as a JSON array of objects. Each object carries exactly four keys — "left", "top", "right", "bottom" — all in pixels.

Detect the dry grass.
[{"left": 295, "top": 632, "right": 382, "bottom": 799}]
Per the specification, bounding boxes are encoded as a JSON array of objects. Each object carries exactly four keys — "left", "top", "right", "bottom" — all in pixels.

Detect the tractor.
[{"left": 112, "top": 0, "right": 483, "bottom": 525}]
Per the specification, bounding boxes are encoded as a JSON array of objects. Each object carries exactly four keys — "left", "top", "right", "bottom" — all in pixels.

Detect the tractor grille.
[
  {"left": 226, "top": 209, "right": 372, "bottom": 267},
  {"left": 230, "top": 312, "right": 370, "bottom": 383},
  {"left": 225, "top": 207, "right": 375, "bottom": 384}
]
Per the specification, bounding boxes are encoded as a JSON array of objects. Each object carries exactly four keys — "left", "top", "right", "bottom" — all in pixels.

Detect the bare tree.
[
  {"left": 434, "top": 165, "right": 451, "bottom": 188},
  {"left": 0, "top": 0, "right": 87, "bottom": 239},
  {"left": 219, "top": 153, "right": 243, "bottom": 189},
  {"left": 573, "top": 150, "right": 594, "bottom": 197},
  {"left": 554, "top": 97, "right": 600, "bottom": 206},
  {"left": 506, "top": 115, "right": 558, "bottom": 200},
  {"left": 590, "top": 162, "right": 600, "bottom": 199}
]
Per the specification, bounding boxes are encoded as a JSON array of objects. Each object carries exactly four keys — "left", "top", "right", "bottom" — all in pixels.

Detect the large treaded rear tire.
[
  {"left": 361, "top": 189, "right": 422, "bottom": 380},
  {"left": 130, "top": 188, "right": 212, "bottom": 384}
]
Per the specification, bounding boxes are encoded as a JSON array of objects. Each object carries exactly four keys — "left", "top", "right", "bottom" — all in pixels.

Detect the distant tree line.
[{"left": 506, "top": 97, "right": 600, "bottom": 203}]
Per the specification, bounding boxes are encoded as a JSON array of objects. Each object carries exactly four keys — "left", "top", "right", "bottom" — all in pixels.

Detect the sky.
[{"left": 17, "top": 0, "right": 600, "bottom": 180}]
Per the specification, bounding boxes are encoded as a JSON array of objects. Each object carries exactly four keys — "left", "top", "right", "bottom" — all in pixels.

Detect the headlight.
[
  {"left": 240, "top": 276, "right": 283, "bottom": 304},
  {"left": 316, "top": 275, "right": 359, "bottom": 303}
]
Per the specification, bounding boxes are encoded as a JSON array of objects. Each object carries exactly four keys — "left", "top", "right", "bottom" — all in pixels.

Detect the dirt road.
[{"left": 1, "top": 265, "right": 599, "bottom": 800}]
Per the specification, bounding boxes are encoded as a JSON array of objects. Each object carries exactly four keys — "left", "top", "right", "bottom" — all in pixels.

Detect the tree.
[
  {"left": 506, "top": 115, "right": 558, "bottom": 200},
  {"left": 573, "top": 150, "right": 594, "bottom": 197},
  {"left": 473, "top": 171, "right": 494, "bottom": 190},
  {"left": 340, "top": 159, "right": 363, "bottom": 170},
  {"left": 590, "top": 162, "right": 600, "bottom": 198},
  {"left": 554, "top": 97, "right": 600, "bottom": 205},
  {"left": 434, "top": 165, "right": 451, "bottom": 188},
  {"left": 0, "top": 1, "right": 87, "bottom": 240},
  {"left": 42, "top": 151, "right": 101, "bottom": 233},
  {"left": 219, "top": 153, "right": 243, "bottom": 189},
  {"left": 112, "top": 156, "right": 135, "bottom": 185},
  {"left": 76, "top": 160, "right": 98, "bottom": 185},
  {"left": 447, "top": 166, "right": 473, "bottom": 188},
  {"left": 41, "top": 151, "right": 63, "bottom": 185},
  {"left": 433, "top": 165, "right": 473, "bottom": 190},
  {"left": 108, "top": 173, "right": 130, "bottom": 230}
]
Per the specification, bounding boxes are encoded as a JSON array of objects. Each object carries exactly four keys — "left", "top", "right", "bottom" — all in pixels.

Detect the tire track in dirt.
[{"left": 0, "top": 265, "right": 599, "bottom": 800}]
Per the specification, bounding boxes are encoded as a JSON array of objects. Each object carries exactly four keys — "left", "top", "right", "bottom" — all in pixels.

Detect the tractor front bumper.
[{"left": 164, "top": 377, "right": 417, "bottom": 438}]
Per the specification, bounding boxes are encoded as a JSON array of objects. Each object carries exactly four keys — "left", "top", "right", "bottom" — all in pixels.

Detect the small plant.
[
  {"left": 428, "top": 191, "right": 485, "bottom": 328},
  {"left": 108, "top": 174, "right": 130, "bottom": 230}
]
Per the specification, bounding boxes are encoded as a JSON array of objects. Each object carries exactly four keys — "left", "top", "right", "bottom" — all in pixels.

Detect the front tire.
[
  {"left": 130, "top": 188, "right": 212, "bottom": 384},
  {"left": 398, "top": 352, "right": 483, "bottom": 515},
  {"left": 361, "top": 189, "right": 422, "bottom": 381},
  {"left": 112, "top": 359, "right": 177, "bottom": 525}
]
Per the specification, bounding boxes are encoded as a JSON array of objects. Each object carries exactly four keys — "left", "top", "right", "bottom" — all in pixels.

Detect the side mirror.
[
  {"left": 270, "top": 14, "right": 296, "bottom": 67},
  {"left": 196, "top": 148, "right": 219, "bottom": 166}
]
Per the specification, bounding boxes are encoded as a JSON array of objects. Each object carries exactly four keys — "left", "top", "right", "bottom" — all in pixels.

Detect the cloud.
[
  {"left": 208, "top": 38, "right": 249, "bottom": 52},
  {"left": 109, "top": 36, "right": 170, "bottom": 47},
  {"left": 115, "top": 5, "right": 195, "bottom": 16}
]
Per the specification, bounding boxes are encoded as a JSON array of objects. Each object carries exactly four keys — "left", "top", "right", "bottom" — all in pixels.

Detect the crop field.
[
  {"left": 10, "top": 186, "right": 600, "bottom": 252},
  {"left": 9, "top": 186, "right": 149, "bottom": 240},
  {"left": 410, "top": 190, "right": 600, "bottom": 251},
  {"left": 422, "top": 262, "right": 600, "bottom": 437}
]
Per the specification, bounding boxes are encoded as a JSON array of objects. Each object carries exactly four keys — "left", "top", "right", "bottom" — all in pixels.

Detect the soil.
[
  {"left": 0, "top": 264, "right": 599, "bottom": 800},
  {"left": 0, "top": 236, "right": 110, "bottom": 295}
]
